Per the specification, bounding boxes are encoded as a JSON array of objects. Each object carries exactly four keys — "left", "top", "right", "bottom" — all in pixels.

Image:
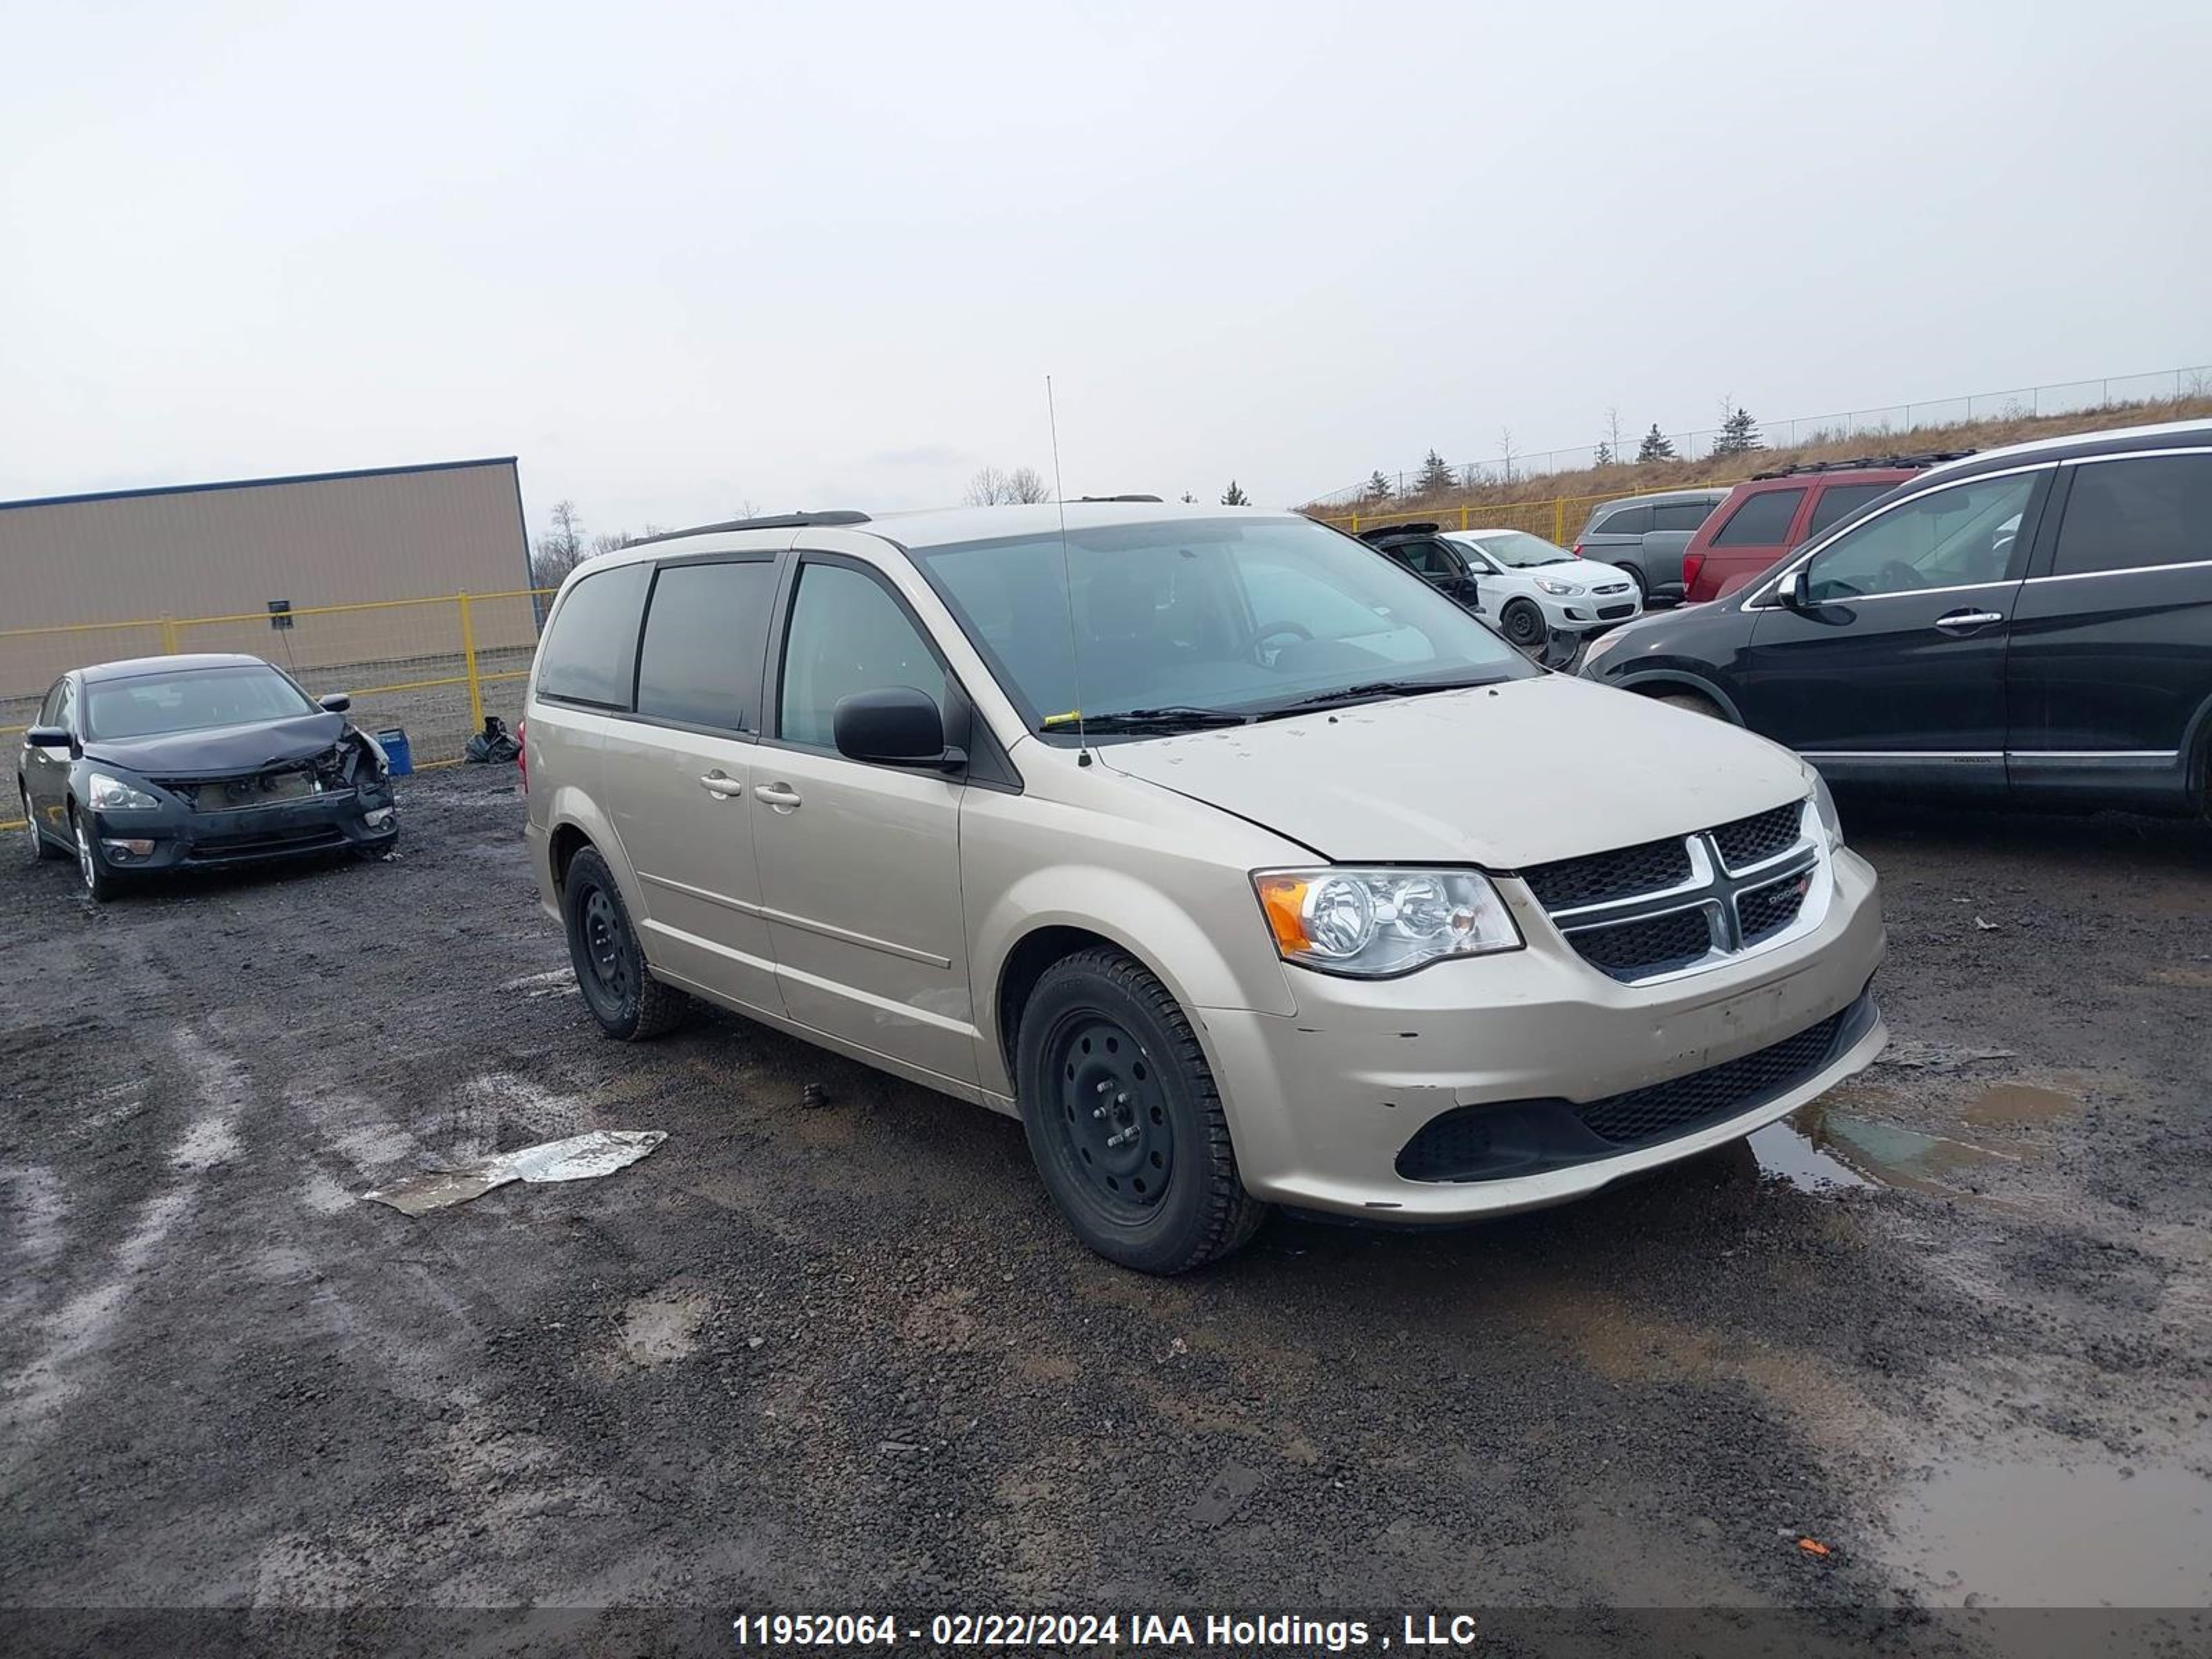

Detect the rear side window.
[
  {"left": 38, "top": 679, "right": 66, "bottom": 726},
  {"left": 1651, "top": 500, "right": 1713, "bottom": 532},
  {"left": 1806, "top": 482, "right": 1893, "bottom": 538},
  {"left": 536, "top": 563, "right": 650, "bottom": 707},
  {"left": 1596, "top": 505, "right": 1651, "bottom": 536},
  {"left": 1388, "top": 538, "right": 1461, "bottom": 577},
  {"left": 2052, "top": 454, "right": 2212, "bottom": 577},
  {"left": 635, "top": 559, "right": 778, "bottom": 732},
  {"left": 1712, "top": 488, "right": 1806, "bottom": 547}
]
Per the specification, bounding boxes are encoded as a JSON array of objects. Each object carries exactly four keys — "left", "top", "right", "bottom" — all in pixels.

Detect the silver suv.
[
  {"left": 522, "top": 504, "right": 1885, "bottom": 1273},
  {"left": 1573, "top": 487, "right": 1730, "bottom": 599}
]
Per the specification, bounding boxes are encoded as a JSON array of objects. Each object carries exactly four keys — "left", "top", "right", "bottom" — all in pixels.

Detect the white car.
[{"left": 1445, "top": 529, "right": 1642, "bottom": 649}]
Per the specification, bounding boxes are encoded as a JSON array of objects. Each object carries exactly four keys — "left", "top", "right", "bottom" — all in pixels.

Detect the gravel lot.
[{"left": 3, "top": 769, "right": 2208, "bottom": 1654}]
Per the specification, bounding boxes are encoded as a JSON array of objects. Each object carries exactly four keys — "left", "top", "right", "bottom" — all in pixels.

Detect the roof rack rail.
[
  {"left": 626, "top": 510, "right": 872, "bottom": 546},
  {"left": 1074, "top": 494, "right": 1163, "bottom": 503},
  {"left": 1750, "top": 450, "right": 1974, "bottom": 480},
  {"left": 1356, "top": 521, "right": 1441, "bottom": 541}
]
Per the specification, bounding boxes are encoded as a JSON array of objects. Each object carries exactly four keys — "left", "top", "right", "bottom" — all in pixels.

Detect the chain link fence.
[{"left": 2, "top": 588, "right": 553, "bottom": 826}]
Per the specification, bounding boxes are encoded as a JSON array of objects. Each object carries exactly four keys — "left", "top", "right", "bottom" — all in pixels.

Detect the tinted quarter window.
[
  {"left": 537, "top": 563, "right": 650, "bottom": 707},
  {"left": 635, "top": 559, "right": 778, "bottom": 731},
  {"left": 778, "top": 563, "right": 947, "bottom": 751},
  {"left": 38, "top": 679, "right": 66, "bottom": 726},
  {"left": 1806, "top": 481, "right": 1893, "bottom": 538},
  {"left": 1651, "top": 500, "right": 1713, "bottom": 532},
  {"left": 1802, "top": 473, "right": 2037, "bottom": 603},
  {"left": 1597, "top": 505, "right": 1651, "bottom": 536},
  {"left": 1712, "top": 488, "right": 1806, "bottom": 547},
  {"left": 2052, "top": 454, "right": 2212, "bottom": 577}
]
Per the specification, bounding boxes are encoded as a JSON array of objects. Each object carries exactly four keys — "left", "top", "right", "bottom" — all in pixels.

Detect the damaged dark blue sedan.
[{"left": 16, "top": 653, "right": 398, "bottom": 899}]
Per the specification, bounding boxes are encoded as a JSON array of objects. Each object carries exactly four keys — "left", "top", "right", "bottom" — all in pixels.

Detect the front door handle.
[
  {"left": 698, "top": 771, "right": 745, "bottom": 798},
  {"left": 753, "top": 782, "right": 803, "bottom": 810},
  {"left": 1933, "top": 609, "right": 2006, "bottom": 635}
]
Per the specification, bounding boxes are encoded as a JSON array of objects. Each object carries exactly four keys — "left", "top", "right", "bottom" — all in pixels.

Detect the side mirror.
[
  {"left": 1775, "top": 569, "right": 1808, "bottom": 610},
  {"left": 319, "top": 693, "right": 353, "bottom": 713},
  {"left": 832, "top": 687, "right": 965, "bottom": 771},
  {"left": 25, "top": 724, "right": 71, "bottom": 750}
]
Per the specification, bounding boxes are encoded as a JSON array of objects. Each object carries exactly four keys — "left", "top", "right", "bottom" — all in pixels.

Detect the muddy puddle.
[
  {"left": 1752, "top": 1100, "right": 2021, "bottom": 1203},
  {"left": 1880, "top": 1459, "right": 2212, "bottom": 1606}
]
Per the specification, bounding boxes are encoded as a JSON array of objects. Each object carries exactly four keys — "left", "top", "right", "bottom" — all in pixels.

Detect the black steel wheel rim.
[
  {"left": 579, "top": 882, "right": 632, "bottom": 1006},
  {"left": 1049, "top": 1013, "right": 1172, "bottom": 1219},
  {"left": 1506, "top": 603, "right": 1543, "bottom": 646}
]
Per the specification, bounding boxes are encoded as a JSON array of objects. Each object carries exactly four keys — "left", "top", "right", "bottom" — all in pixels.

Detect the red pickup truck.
[{"left": 1681, "top": 453, "right": 1971, "bottom": 603}]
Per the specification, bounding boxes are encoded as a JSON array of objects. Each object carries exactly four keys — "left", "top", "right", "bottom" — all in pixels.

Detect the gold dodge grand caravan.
[{"left": 523, "top": 503, "right": 1884, "bottom": 1273}]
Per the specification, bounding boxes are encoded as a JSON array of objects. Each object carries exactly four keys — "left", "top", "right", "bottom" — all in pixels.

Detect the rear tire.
[
  {"left": 1015, "top": 946, "right": 1266, "bottom": 1274},
  {"left": 1621, "top": 565, "right": 1649, "bottom": 601},
  {"left": 563, "top": 846, "right": 689, "bottom": 1040},
  {"left": 1501, "top": 599, "right": 1546, "bottom": 649}
]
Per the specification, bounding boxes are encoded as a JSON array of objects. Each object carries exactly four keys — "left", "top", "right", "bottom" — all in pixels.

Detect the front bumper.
[
  {"left": 1201, "top": 846, "right": 1885, "bottom": 1221},
  {"left": 91, "top": 782, "right": 397, "bottom": 874},
  {"left": 1541, "top": 588, "right": 1642, "bottom": 632}
]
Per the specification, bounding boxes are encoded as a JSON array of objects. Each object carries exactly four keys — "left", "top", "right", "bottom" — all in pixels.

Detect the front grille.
[
  {"left": 1738, "top": 870, "right": 1810, "bottom": 944},
  {"left": 1597, "top": 603, "right": 1635, "bottom": 620},
  {"left": 1518, "top": 798, "right": 1819, "bottom": 985},
  {"left": 187, "top": 826, "right": 346, "bottom": 861},
  {"left": 1712, "top": 803, "right": 1802, "bottom": 870},
  {"left": 1521, "top": 835, "right": 1692, "bottom": 910},
  {"left": 1577, "top": 1010, "right": 1847, "bottom": 1146},
  {"left": 1566, "top": 908, "right": 1716, "bottom": 979},
  {"left": 1593, "top": 583, "right": 1631, "bottom": 595}
]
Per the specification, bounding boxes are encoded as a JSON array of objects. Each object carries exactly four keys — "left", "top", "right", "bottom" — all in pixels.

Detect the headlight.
[
  {"left": 1253, "top": 868, "right": 1522, "bottom": 977},
  {"left": 86, "top": 772, "right": 160, "bottom": 810},
  {"left": 1578, "top": 628, "right": 1631, "bottom": 673},
  {"left": 1534, "top": 577, "right": 1584, "bottom": 596},
  {"left": 1803, "top": 764, "right": 1844, "bottom": 850}
]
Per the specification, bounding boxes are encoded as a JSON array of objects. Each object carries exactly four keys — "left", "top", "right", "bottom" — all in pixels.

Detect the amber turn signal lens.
[{"left": 1255, "top": 874, "right": 1311, "bottom": 953}]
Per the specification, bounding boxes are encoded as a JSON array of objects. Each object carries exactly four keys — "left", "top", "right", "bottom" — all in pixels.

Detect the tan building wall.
[{"left": 1, "top": 458, "right": 536, "bottom": 696}]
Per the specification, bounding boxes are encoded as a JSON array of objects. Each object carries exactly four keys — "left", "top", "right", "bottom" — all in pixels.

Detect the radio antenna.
[{"left": 1044, "top": 374, "right": 1090, "bottom": 763}]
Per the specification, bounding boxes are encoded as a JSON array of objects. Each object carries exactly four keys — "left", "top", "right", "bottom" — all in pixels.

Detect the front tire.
[
  {"left": 1500, "top": 599, "right": 1546, "bottom": 648},
  {"left": 1015, "top": 947, "right": 1265, "bottom": 1274},
  {"left": 562, "top": 846, "right": 689, "bottom": 1040},
  {"left": 22, "top": 787, "right": 60, "bottom": 862},
  {"left": 70, "top": 807, "right": 120, "bottom": 901}
]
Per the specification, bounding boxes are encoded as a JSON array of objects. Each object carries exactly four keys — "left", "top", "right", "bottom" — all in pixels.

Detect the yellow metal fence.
[
  {"left": 1312, "top": 487, "right": 1679, "bottom": 544},
  {"left": 3, "top": 588, "right": 554, "bottom": 827}
]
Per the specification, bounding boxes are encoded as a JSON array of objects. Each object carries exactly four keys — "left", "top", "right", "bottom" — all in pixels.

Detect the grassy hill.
[{"left": 1305, "top": 393, "right": 2212, "bottom": 529}]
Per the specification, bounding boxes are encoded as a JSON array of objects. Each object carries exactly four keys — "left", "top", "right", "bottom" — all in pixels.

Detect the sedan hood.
[
  {"left": 82, "top": 712, "right": 346, "bottom": 777},
  {"left": 1099, "top": 675, "right": 1806, "bottom": 868}
]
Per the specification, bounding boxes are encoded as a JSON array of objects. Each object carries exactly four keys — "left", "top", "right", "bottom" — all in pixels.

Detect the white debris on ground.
[{"left": 362, "top": 1130, "right": 667, "bottom": 1217}]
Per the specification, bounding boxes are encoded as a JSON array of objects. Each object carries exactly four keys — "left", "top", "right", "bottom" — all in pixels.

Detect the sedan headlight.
[
  {"left": 86, "top": 772, "right": 160, "bottom": 810},
  {"left": 1804, "top": 764, "right": 1844, "bottom": 850},
  {"left": 1533, "top": 577, "right": 1585, "bottom": 596},
  {"left": 1253, "top": 868, "right": 1522, "bottom": 977}
]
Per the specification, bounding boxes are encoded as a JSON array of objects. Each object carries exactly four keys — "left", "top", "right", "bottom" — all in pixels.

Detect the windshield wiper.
[
  {"left": 1040, "top": 706, "right": 1251, "bottom": 734},
  {"left": 1252, "top": 677, "right": 1499, "bottom": 720}
]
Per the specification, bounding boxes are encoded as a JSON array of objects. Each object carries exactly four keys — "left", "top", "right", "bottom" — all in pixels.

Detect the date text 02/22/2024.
[{"left": 728, "top": 1612, "right": 1485, "bottom": 1649}]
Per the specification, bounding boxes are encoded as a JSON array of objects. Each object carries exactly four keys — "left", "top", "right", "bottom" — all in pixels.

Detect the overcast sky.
[{"left": 3, "top": 0, "right": 2207, "bottom": 540}]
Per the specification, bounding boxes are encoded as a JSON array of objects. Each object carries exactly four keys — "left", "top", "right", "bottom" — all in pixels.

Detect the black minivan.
[{"left": 1577, "top": 420, "right": 2212, "bottom": 815}]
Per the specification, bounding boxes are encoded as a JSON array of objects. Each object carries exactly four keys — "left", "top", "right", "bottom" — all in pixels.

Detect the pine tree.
[
  {"left": 1593, "top": 440, "right": 1613, "bottom": 467},
  {"left": 1636, "top": 424, "right": 1677, "bottom": 463},
  {"left": 1414, "top": 448, "right": 1456, "bottom": 496},
  {"left": 1221, "top": 480, "right": 1250, "bottom": 505},
  {"left": 1711, "top": 406, "right": 1763, "bottom": 456},
  {"left": 1365, "top": 469, "right": 1393, "bottom": 503}
]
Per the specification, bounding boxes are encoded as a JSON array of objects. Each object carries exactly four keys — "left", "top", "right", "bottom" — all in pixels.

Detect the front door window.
[{"left": 1799, "top": 474, "right": 2036, "bottom": 603}]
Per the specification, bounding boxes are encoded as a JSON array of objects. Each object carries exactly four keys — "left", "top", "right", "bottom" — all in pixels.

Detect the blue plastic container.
[{"left": 377, "top": 727, "right": 414, "bottom": 776}]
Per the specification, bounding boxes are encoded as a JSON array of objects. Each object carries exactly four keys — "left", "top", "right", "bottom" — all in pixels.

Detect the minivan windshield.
[
  {"left": 1463, "top": 530, "right": 1574, "bottom": 568},
  {"left": 84, "top": 664, "right": 319, "bottom": 740},
  {"left": 908, "top": 515, "right": 1535, "bottom": 735}
]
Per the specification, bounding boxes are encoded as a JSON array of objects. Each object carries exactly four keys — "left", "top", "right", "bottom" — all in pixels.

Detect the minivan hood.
[
  {"left": 82, "top": 712, "right": 345, "bottom": 777},
  {"left": 1098, "top": 675, "right": 1807, "bottom": 868}
]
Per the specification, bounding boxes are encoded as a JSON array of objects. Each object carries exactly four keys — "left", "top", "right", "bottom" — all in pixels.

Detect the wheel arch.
[{"left": 1613, "top": 669, "right": 1747, "bottom": 724}]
